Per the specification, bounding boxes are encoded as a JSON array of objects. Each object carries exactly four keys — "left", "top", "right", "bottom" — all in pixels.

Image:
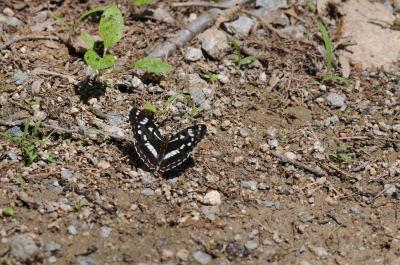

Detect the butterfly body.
[{"left": 129, "top": 108, "right": 207, "bottom": 172}]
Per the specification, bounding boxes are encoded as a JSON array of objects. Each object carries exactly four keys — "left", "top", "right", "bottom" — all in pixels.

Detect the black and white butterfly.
[{"left": 129, "top": 108, "right": 208, "bottom": 172}]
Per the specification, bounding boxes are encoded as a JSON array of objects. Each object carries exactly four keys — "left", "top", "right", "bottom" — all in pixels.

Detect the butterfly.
[{"left": 129, "top": 108, "right": 208, "bottom": 172}]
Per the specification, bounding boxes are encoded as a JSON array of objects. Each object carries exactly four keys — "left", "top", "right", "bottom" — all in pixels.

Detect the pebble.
[
  {"left": 0, "top": 14, "right": 23, "bottom": 27},
  {"left": 10, "top": 234, "right": 39, "bottom": 263},
  {"left": 98, "top": 226, "right": 112, "bottom": 238},
  {"left": 7, "top": 150, "right": 18, "bottom": 160},
  {"left": 239, "top": 127, "right": 250, "bottom": 137},
  {"left": 141, "top": 188, "right": 155, "bottom": 196},
  {"left": 224, "top": 16, "right": 254, "bottom": 36},
  {"left": 76, "top": 256, "right": 99, "bottom": 265},
  {"left": 242, "top": 181, "right": 258, "bottom": 190},
  {"left": 221, "top": 120, "right": 231, "bottom": 130},
  {"left": 349, "top": 207, "right": 368, "bottom": 219},
  {"left": 268, "top": 139, "right": 278, "bottom": 148},
  {"left": 266, "top": 127, "right": 277, "bottom": 137},
  {"left": 193, "top": 251, "right": 212, "bottom": 265},
  {"left": 7, "top": 126, "right": 23, "bottom": 137},
  {"left": 384, "top": 184, "right": 397, "bottom": 195},
  {"left": 198, "top": 28, "right": 229, "bottom": 59},
  {"left": 257, "top": 72, "right": 267, "bottom": 84},
  {"left": 97, "top": 160, "right": 111, "bottom": 170},
  {"left": 326, "top": 93, "right": 346, "bottom": 108},
  {"left": 61, "top": 169, "right": 74, "bottom": 179},
  {"left": 161, "top": 249, "right": 174, "bottom": 260},
  {"left": 245, "top": 241, "right": 258, "bottom": 250},
  {"left": 203, "top": 190, "right": 221, "bottom": 205},
  {"left": 131, "top": 76, "right": 142, "bottom": 88},
  {"left": 274, "top": 201, "right": 281, "bottom": 210},
  {"left": 106, "top": 111, "right": 123, "bottom": 126},
  {"left": 185, "top": 47, "right": 203, "bottom": 61},
  {"left": 284, "top": 152, "right": 296, "bottom": 160},
  {"left": 176, "top": 248, "right": 189, "bottom": 261},
  {"left": 256, "top": 0, "right": 285, "bottom": 10},
  {"left": 67, "top": 225, "right": 78, "bottom": 235},
  {"left": 264, "top": 201, "right": 273, "bottom": 207},
  {"left": 308, "top": 245, "right": 328, "bottom": 256},
  {"left": 46, "top": 241, "right": 61, "bottom": 252}
]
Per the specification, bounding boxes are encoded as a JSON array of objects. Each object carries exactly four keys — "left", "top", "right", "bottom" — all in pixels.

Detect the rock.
[
  {"left": 224, "top": 16, "right": 254, "bottom": 36},
  {"left": 6, "top": 126, "right": 23, "bottom": 137},
  {"left": 141, "top": 188, "right": 155, "bottom": 196},
  {"left": 198, "top": 28, "right": 229, "bottom": 59},
  {"left": 203, "top": 190, "right": 221, "bottom": 205},
  {"left": 106, "top": 111, "right": 123, "bottom": 126},
  {"left": 76, "top": 256, "right": 99, "bottom": 265},
  {"left": 281, "top": 25, "right": 305, "bottom": 39},
  {"left": 98, "top": 226, "right": 112, "bottom": 238},
  {"left": 245, "top": 240, "right": 258, "bottom": 250},
  {"left": 176, "top": 248, "right": 189, "bottom": 261},
  {"left": 0, "top": 14, "right": 23, "bottom": 27},
  {"left": 46, "top": 242, "right": 61, "bottom": 252},
  {"left": 193, "top": 251, "right": 212, "bottom": 264},
  {"left": 256, "top": 0, "right": 285, "bottom": 10},
  {"left": 309, "top": 245, "right": 328, "bottom": 256},
  {"left": 326, "top": 93, "right": 346, "bottom": 108},
  {"left": 10, "top": 234, "right": 39, "bottom": 263},
  {"left": 7, "top": 150, "right": 18, "bottom": 160},
  {"left": 242, "top": 181, "right": 258, "bottom": 190},
  {"left": 67, "top": 225, "right": 78, "bottom": 235},
  {"left": 97, "top": 161, "right": 111, "bottom": 170},
  {"left": 185, "top": 48, "right": 203, "bottom": 61}
]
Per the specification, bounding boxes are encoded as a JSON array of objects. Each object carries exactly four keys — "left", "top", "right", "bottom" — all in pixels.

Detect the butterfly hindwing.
[
  {"left": 159, "top": 125, "right": 208, "bottom": 172},
  {"left": 129, "top": 108, "right": 162, "bottom": 170}
]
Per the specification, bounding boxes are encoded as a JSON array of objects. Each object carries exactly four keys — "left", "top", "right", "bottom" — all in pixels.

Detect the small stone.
[
  {"left": 176, "top": 249, "right": 189, "bottom": 261},
  {"left": 131, "top": 76, "right": 142, "bottom": 88},
  {"left": 309, "top": 245, "right": 328, "bottom": 256},
  {"left": 203, "top": 190, "right": 221, "bottom": 205},
  {"left": 221, "top": 120, "right": 231, "bottom": 130},
  {"left": 141, "top": 188, "right": 155, "bottom": 196},
  {"left": 266, "top": 127, "right": 277, "bottom": 137},
  {"left": 259, "top": 143, "right": 270, "bottom": 152},
  {"left": 274, "top": 201, "right": 281, "bottom": 210},
  {"left": 193, "top": 251, "right": 212, "bottom": 265},
  {"left": 98, "top": 226, "right": 112, "bottom": 238},
  {"left": 7, "top": 126, "right": 23, "bottom": 137},
  {"left": 245, "top": 241, "right": 258, "bottom": 250},
  {"left": 185, "top": 47, "right": 203, "bottom": 61},
  {"left": 46, "top": 242, "right": 61, "bottom": 252},
  {"left": 218, "top": 75, "right": 230, "bottom": 84},
  {"left": 67, "top": 225, "right": 78, "bottom": 235},
  {"left": 326, "top": 93, "right": 346, "bottom": 108},
  {"left": 161, "top": 249, "right": 174, "bottom": 260},
  {"left": 370, "top": 167, "right": 376, "bottom": 176},
  {"left": 268, "top": 139, "right": 278, "bottom": 148},
  {"left": 3, "top": 7, "right": 15, "bottom": 17},
  {"left": 234, "top": 156, "right": 244, "bottom": 164},
  {"left": 70, "top": 107, "right": 79, "bottom": 114},
  {"left": 7, "top": 150, "right": 18, "bottom": 160},
  {"left": 284, "top": 152, "right": 296, "bottom": 160},
  {"left": 264, "top": 201, "right": 273, "bottom": 207},
  {"left": 76, "top": 256, "right": 99, "bottom": 265},
  {"left": 384, "top": 184, "right": 397, "bottom": 195},
  {"left": 242, "top": 181, "right": 258, "bottom": 190},
  {"left": 10, "top": 234, "right": 39, "bottom": 263},
  {"left": 87, "top": 98, "right": 97, "bottom": 105},
  {"left": 97, "top": 160, "right": 111, "bottom": 170}
]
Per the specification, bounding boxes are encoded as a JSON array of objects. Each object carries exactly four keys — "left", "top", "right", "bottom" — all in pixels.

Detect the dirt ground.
[{"left": 1, "top": 0, "right": 400, "bottom": 264}]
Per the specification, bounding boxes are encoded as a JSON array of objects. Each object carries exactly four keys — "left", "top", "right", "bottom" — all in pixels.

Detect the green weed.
[
  {"left": 328, "top": 145, "right": 353, "bottom": 164},
  {"left": 204, "top": 74, "right": 219, "bottom": 84},
  {"left": 313, "top": 22, "right": 350, "bottom": 87},
  {"left": 224, "top": 39, "right": 256, "bottom": 72},
  {"left": 0, "top": 119, "right": 64, "bottom": 166},
  {"left": 3, "top": 207, "right": 16, "bottom": 218},
  {"left": 70, "top": 199, "right": 88, "bottom": 212},
  {"left": 75, "top": 129, "right": 110, "bottom": 146}
]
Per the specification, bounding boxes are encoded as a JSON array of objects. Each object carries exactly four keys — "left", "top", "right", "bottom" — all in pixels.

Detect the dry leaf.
[{"left": 215, "top": 4, "right": 242, "bottom": 28}]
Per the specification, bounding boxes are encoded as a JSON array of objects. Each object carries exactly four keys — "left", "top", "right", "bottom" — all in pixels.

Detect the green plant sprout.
[
  {"left": 328, "top": 145, "right": 353, "bottom": 164},
  {"left": 224, "top": 39, "right": 256, "bottom": 72},
  {"left": 144, "top": 93, "right": 204, "bottom": 121},
  {"left": 79, "top": 6, "right": 173, "bottom": 74},
  {"left": 70, "top": 199, "right": 88, "bottom": 212},
  {"left": 18, "top": 176, "right": 33, "bottom": 194},
  {"left": 75, "top": 129, "right": 110, "bottom": 146},
  {"left": 0, "top": 119, "right": 65, "bottom": 166},
  {"left": 3, "top": 207, "right": 16, "bottom": 218},
  {"left": 313, "top": 22, "right": 350, "bottom": 87},
  {"left": 328, "top": 223, "right": 344, "bottom": 235},
  {"left": 2, "top": 252, "right": 12, "bottom": 265},
  {"left": 273, "top": 93, "right": 288, "bottom": 114},
  {"left": 51, "top": 6, "right": 111, "bottom": 33},
  {"left": 204, "top": 74, "right": 219, "bottom": 84}
]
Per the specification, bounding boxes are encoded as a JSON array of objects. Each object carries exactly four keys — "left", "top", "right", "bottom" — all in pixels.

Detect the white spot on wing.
[
  {"left": 140, "top": 118, "right": 148, "bottom": 125},
  {"left": 180, "top": 144, "right": 185, "bottom": 149},
  {"left": 187, "top": 142, "right": 191, "bottom": 146},
  {"left": 164, "top": 149, "right": 180, "bottom": 159},
  {"left": 138, "top": 130, "right": 141, "bottom": 135},
  {"left": 143, "top": 135, "right": 147, "bottom": 141},
  {"left": 188, "top": 129, "right": 194, "bottom": 137},
  {"left": 180, "top": 134, "right": 185, "bottom": 139},
  {"left": 145, "top": 142, "right": 157, "bottom": 157},
  {"left": 149, "top": 127, "right": 154, "bottom": 132}
]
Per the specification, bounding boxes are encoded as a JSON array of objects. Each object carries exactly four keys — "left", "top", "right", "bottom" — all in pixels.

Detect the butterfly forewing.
[
  {"left": 129, "top": 108, "right": 163, "bottom": 170},
  {"left": 129, "top": 108, "right": 207, "bottom": 172},
  {"left": 159, "top": 125, "right": 208, "bottom": 172}
]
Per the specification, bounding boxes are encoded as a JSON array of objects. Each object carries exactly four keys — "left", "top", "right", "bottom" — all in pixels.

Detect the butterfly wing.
[
  {"left": 159, "top": 124, "right": 208, "bottom": 172},
  {"left": 129, "top": 108, "right": 163, "bottom": 171}
]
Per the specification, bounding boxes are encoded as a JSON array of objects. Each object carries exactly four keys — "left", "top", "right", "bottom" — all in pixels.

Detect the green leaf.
[
  {"left": 240, "top": 56, "right": 257, "bottom": 65},
  {"left": 50, "top": 13, "right": 72, "bottom": 32},
  {"left": 164, "top": 93, "right": 186, "bottom": 108},
  {"left": 134, "top": 0, "right": 154, "bottom": 5},
  {"left": 336, "top": 145, "right": 348, "bottom": 151},
  {"left": 23, "top": 120, "right": 30, "bottom": 138},
  {"left": 32, "top": 118, "right": 42, "bottom": 135},
  {"left": 328, "top": 153, "right": 337, "bottom": 158},
  {"left": 225, "top": 39, "right": 241, "bottom": 61},
  {"left": 159, "top": 110, "right": 166, "bottom": 115},
  {"left": 321, "top": 76, "right": 351, "bottom": 87},
  {"left": 3, "top": 207, "right": 15, "bottom": 217},
  {"left": 132, "top": 57, "right": 173, "bottom": 73},
  {"left": 144, "top": 104, "right": 157, "bottom": 114},
  {"left": 73, "top": 6, "right": 111, "bottom": 32},
  {"left": 99, "top": 6, "right": 124, "bottom": 50},
  {"left": 81, "top": 31, "right": 96, "bottom": 50},
  {"left": 86, "top": 129, "right": 110, "bottom": 138},
  {"left": 317, "top": 22, "right": 333, "bottom": 74},
  {"left": 338, "top": 153, "right": 353, "bottom": 164},
  {"left": 181, "top": 115, "right": 193, "bottom": 121},
  {"left": 84, "top": 50, "right": 116, "bottom": 70},
  {"left": 192, "top": 107, "right": 204, "bottom": 115}
]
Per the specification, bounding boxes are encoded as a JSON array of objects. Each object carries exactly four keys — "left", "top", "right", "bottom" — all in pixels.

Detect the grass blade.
[{"left": 317, "top": 22, "right": 332, "bottom": 74}]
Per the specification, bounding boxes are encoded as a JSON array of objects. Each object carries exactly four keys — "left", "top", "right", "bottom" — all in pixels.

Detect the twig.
[
  {"left": 0, "top": 35, "right": 60, "bottom": 50},
  {"left": 268, "top": 151, "right": 326, "bottom": 177},
  {"left": 367, "top": 133, "right": 400, "bottom": 143}
]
